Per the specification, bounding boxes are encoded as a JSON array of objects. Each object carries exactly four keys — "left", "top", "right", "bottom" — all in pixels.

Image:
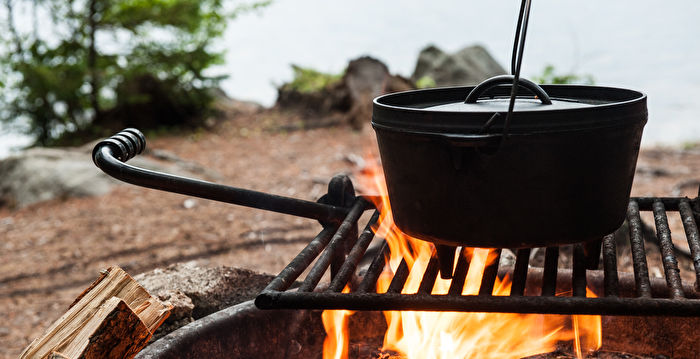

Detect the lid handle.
[{"left": 464, "top": 75, "right": 552, "bottom": 104}]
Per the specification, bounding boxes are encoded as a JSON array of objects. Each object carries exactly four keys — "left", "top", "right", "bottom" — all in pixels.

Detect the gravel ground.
[{"left": 1, "top": 112, "right": 699, "bottom": 358}]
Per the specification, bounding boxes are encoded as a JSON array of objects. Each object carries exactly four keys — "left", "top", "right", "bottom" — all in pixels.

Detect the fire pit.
[
  {"left": 90, "top": 1, "right": 700, "bottom": 355},
  {"left": 136, "top": 271, "right": 700, "bottom": 359},
  {"left": 93, "top": 128, "right": 700, "bottom": 358},
  {"left": 134, "top": 301, "right": 382, "bottom": 359}
]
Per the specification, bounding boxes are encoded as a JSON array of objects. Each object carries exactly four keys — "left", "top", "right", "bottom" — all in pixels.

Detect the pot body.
[{"left": 372, "top": 84, "right": 647, "bottom": 248}]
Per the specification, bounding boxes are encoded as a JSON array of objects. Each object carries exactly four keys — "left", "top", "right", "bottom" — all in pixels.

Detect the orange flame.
[
  {"left": 322, "top": 286, "right": 355, "bottom": 359},
  {"left": 322, "top": 158, "right": 602, "bottom": 359}
]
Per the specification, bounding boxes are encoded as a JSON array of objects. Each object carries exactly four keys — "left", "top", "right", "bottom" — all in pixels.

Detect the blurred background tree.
[
  {"left": 0, "top": 0, "right": 269, "bottom": 146},
  {"left": 532, "top": 64, "right": 594, "bottom": 85}
]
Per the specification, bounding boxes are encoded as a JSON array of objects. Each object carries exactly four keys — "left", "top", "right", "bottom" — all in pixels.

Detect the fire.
[
  {"left": 322, "top": 159, "right": 602, "bottom": 359},
  {"left": 322, "top": 286, "right": 355, "bottom": 359}
]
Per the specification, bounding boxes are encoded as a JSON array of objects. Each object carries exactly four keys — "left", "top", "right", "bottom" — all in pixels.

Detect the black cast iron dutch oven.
[{"left": 372, "top": 75, "right": 647, "bottom": 248}]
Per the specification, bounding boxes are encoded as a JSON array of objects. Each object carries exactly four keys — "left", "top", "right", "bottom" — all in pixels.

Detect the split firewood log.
[{"left": 20, "top": 266, "right": 172, "bottom": 359}]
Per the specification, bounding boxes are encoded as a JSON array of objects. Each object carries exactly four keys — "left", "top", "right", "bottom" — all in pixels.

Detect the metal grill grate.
[
  {"left": 91, "top": 129, "right": 700, "bottom": 316},
  {"left": 256, "top": 196, "right": 700, "bottom": 316}
]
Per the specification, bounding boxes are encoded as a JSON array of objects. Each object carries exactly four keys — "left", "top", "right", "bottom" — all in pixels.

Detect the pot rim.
[{"left": 372, "top": 84, "right": 647, "bottom": 134}]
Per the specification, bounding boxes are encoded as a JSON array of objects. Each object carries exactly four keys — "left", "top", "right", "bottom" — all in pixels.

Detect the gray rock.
[
  {"left": 156, "top": 290, "right": 195, "bottom": 321},
  {"left": 274, "top": 56, "right": 414, "bottom": 130},
  {"left": 344, "top": 57, "right": 391, "bottom": 102},
  {"left": 342, "top": 56, "right": 414, "bottom": 129},
  {"left": 210, "top": 87, "right": 264, "bottom": 121},
  {"left": 150, "top": 291, "right": 195, "bottom": 338},
  {"left": 134, "top": 262, "right": 276, "bottom": 338},
  {"left": 499, "top": 249, "right": 517, "bottom": 268},
  {"left": 411, "top": 44, "right": 506, "bottom": 87},
  {"left": 0, "top": 147, "right": 114, "bottom": 209},
  {"left": 0, "top": 144, "right": 220, "bottom": 209}
]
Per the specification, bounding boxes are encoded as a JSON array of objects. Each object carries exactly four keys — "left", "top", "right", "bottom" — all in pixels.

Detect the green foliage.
[
  {"left": 282, "top": 65, "right": 343, "bottom": 94},
  {"left": 1, "top": 39, "right": 91, "bottom": 144},
  {"left": 682, "top": 141, "right": 700, "bottom": 151},
  {"left": 0, "top": 0, "right": 269, "bottom": 146},
  {"left": 415, "top": 75, "right": 436, "bottom": 89},
  {"left": 232, "top": 0, "right": 273, "bottom": 15},
  {"left": 532, "top": 64, "right": 594, "bottom": 85}
]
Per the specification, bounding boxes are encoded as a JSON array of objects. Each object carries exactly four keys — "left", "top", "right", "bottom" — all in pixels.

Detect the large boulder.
[
  {"left": 0, "top": 144, "right": 220, "bottom": 209},
  {"left": 411, "top": 44, "right": 506, "bottom": 87},
  {"left": 342, "top": 56, "right": 414, "bottom": 129},
  {"left": 275, "top": 56, "right": 414, "bottom": 130},
  {"left": 0, "top": 147, "right": 115, "bottom": 209}
]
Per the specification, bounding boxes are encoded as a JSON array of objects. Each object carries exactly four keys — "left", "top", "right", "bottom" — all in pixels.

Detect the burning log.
[{"left": 19, "top": 266, "right": 172, "bottom": 359}]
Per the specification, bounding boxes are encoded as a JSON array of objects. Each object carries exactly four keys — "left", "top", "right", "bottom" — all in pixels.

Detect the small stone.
[
  {"left": 499, "top": 249, "right": 517, "bottom": 268},
  {"left": 183, "top": 198, "right": 197, "bottom": 209},
  {"left": 287, "top": 339, "right": 302, "bottom": 355},
  {"left": 344, "top": 153, "right": 366, "bottom": 169}
]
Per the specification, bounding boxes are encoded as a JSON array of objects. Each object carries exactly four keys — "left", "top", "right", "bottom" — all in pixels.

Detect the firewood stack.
[{"left": 20, "top": 267, "right": 172, "bottom": 359}]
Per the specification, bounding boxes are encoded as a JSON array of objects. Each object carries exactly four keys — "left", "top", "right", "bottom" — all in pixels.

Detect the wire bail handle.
[
  {"left": 464, "top": 0, "right": 547, "bottom": 137},
  {"left": 464, "top": 75, "right": 551, "bottom": 105}
]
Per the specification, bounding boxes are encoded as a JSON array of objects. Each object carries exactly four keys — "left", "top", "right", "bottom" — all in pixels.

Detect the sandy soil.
[{"left": 1, "top": 112, "right": 699, "bottom": 358}]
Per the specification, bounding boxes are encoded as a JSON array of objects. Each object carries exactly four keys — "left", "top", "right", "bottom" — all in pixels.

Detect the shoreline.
[{"left": 1, "top": 128, "right": 699, "bottom": 161}]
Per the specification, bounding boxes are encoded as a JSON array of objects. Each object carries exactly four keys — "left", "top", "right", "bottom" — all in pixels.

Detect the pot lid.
[
  {"left": 372, "top": 77, "right": 647, "bottom": 135},
  {"left": 426, "top": 75, "right": 596, "bottom": 113},
  {"left": 426, "top": 97, "right": 593, "bottom": 112}
]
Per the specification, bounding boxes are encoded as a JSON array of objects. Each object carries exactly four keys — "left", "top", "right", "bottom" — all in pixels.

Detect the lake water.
[{"left": 2, "top": 0, "right": 699, "bottom": 157}]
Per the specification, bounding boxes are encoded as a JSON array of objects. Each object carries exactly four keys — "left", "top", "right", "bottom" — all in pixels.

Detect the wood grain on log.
[{"left": 19, "top": 267, "right": 171, "bottom": 359}]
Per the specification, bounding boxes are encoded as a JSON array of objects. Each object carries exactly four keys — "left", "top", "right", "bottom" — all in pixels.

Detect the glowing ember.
[{"left": 322, "top": 159, "right": 602, "bottom": 359}]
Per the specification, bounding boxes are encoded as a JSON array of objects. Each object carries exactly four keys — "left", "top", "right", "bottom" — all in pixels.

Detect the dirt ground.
[{"left": 1, "top": 112, "right": 699, "bottom": 358}]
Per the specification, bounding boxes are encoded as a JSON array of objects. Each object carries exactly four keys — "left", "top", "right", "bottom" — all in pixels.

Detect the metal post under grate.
[{"left": 256, "top": 196, "right": 700, "bottom": 316}]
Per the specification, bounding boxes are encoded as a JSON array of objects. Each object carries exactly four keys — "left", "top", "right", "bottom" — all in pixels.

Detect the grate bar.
[
  {"left": 262, "top": 226, "right": 336, "bottom": 292},
  {"left": 386, "top": 259, "right": 410, "bottom": 293},
  {"left": 356, "top": 241, "right": 389, "bottom": 293},
  {"left": 479, "top": 249, "right": 502, "bottom": 296},
  {"left": 417, "top": 251, "right": 440, "bottom": 294},
  {"left": 510, "top": 248, "right": 531, "bottom": 296},
  {"left": 652, "top": 200, "right": 685, "bottom": 299},
  {"left": 448, "top": 248, "right": 472, "bottom": 295},
  {"left": 328, "top": 211, "right": 380, "bottom": 292},
  {"left": 572, "top": 243, "right": 587, "bottom": 297},
  {"left": 298, "top": 199, "right": 367, "bottom": 292},
  {"left": 261, "top": 291, "right": 700, "bottom": 316},
  {"left": 678, "top": 200, "right": 700, "bottom": 290},
  {"left": 602, "top": 233, "right": 620, "bottom": 297},
  {"left": 627, "top": 200, "right": 652, "bottom": 298},
  {"left": 541, "top": 247, "right": 559, "bottom": 296},
  {"left": 634, "top": 197, "right": 689, "bottom": 211}
]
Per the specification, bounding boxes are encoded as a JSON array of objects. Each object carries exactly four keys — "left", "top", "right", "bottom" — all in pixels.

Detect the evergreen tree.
[{"left": 0, "top": 0, "right": 268, "bottom": 145}]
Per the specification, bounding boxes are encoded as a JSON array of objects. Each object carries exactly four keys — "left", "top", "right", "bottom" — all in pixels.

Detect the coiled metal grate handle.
[
  {"left": 92, "top": 128, "right": 357, "bottom": 223},
  {"left": 92, "top": 128, "right": 146, "bottom": 164}
]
